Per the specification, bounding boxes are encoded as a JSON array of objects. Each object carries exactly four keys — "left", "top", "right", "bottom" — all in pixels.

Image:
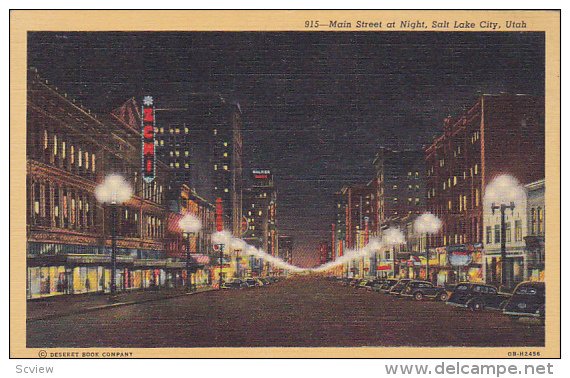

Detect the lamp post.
[
  {"left": 383, "top": 228, "right": 405, "bottom": 279},
  {"left": 215, "top": 244, "right": 225, "bottom": 289},
  {"left": 231, "top": 238, "right": 246, "bottom": 278},
  {"left": 95, "top": 174, "right": 133, "bottom": 296},
  {"left": 414, "top": 213, "right": 442, "bottom": 283},
  {"left": 179, "top": 213, "right": 202, "bottom": 292},
  {"left": 492, "top": 202, "right": 515, "bottom": 289},
  {"left": 484, "top": 175, "right": 526, "bottom": 290}
]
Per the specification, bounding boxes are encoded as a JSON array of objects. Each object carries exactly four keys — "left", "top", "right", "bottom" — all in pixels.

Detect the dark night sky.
[{"left": 28, "top": 32, "right": 544, "bottom": 267}]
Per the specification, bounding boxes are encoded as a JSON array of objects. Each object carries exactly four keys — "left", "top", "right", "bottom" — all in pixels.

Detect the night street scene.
[{"left": 26, "top": 32, "right": 545, "bottom": 348}]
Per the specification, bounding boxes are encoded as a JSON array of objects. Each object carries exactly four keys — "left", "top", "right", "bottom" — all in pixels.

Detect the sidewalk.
[{"left": 27, "top": 286, "right": 215, "bottom": 321}]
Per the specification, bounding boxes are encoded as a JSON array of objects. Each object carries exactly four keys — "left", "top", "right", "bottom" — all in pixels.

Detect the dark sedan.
[
  {"left": 375, "top": 279, "right": 399, "bottom": 293},
  {"left": 503, "top": 281, "right": 545, "bottom": 321},
  {"left": 220, "top": 279, "right": 247, "bottom": 289},
  {"left": 400, "top": 280, "right": 449, "bottom": 301},
  {"left": 389, "top": 279, "right": 411, "bottom": 296},
  {"left": 446, "top": 282, "right": 510, "bottom": 311}
]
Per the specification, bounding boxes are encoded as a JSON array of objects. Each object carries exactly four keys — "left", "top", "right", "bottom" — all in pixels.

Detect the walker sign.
[{"left": 142, "top": 95, "right": 156, "bottom": 183}]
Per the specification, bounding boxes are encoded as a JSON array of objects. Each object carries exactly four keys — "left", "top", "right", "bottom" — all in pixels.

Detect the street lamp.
[
  {"left": 383, "top": 228, "right": 405, "bottom": 279},
  {"left": 212, "top": 231, "right": 232, "bottom": 289},
  {"left": 485, "top": 175, "right": 525, "bottom": 290},
  {"left": 179, "top": 213, "right": 202, "bottom": 292},
  {"left": 231, "top": 238, "right": 246, "bottom": 278},
  {"left": 414, "top": 213, "right": 442, "bottom": 283},
  {"left": 95, "top": 174, "right": 133, "bottom": 296}
]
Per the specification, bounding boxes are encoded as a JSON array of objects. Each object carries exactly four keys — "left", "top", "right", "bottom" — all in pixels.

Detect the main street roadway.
[{"left": 27, "top": 276, "right": 544, "bottom": 348}]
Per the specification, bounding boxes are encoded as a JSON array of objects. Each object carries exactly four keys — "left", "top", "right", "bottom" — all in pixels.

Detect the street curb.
[{"left": 27, "top": 288, "right": 215, "bottom": 322}]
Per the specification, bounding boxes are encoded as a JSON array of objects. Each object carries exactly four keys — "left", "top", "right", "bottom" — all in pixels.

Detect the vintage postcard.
[{"left": 9, "top": 10, "right": 560, "bottom": 358}]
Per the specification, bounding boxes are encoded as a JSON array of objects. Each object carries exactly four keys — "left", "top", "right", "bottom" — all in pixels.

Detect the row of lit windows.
[
  {"left": 486, "top": 220, "right": 523, "bottom": 244},
  {"left": 442, "top": 165, "right": 479, "bottom": 190},
  {"left": 169, "top": 161, "right": 190, "bottom": 169},
  {"left": 530, "top": 207, "right": 545, "bottom": 235},
  {"left": 33, "top": 128, "right": 97, "bottom": 178},
  {"left": 169, "top": 150, "right": 190, "bottom": 157},
  {"left": 29, "top": 180, "right": 96, "bottom": 231},
  {"left": 213, "top": 164, "right": 229, "bottom": 171},
  {"left": 145, "top": 215, "right": 164, "bottom": 239}
]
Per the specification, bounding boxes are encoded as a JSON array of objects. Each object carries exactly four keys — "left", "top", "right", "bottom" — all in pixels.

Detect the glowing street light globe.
[
  {"left": 414, "top": 213, "right": 442, "bottom": 235},
  {"left": 484, "top": 174, "right": 526, "bottom": 207},
  {"left": 95, "top": 174, "right": 133, "bottom": 205},
  {"left": 231, "top": 238, "right": 246, "bottom": 251},
  {"left": 179, "top": 213, "right": 202, "bottom": 234},
  {"left": 383, "top": 227, "right": 406, "bottom": 246}
]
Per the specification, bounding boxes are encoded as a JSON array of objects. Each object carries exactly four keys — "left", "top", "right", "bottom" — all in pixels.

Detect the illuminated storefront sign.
[
  {"left": 447, "top": 244, "right": 473, "bottom": 266},
  {"left": 252, "top": 168, "right": 272, "bottom": 180},
  {"left": 141, "top": 96, "right": 156, "bottom": 183}
]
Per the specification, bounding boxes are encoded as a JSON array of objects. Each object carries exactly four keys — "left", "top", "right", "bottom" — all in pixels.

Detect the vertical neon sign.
[{"left": 142, "top": 96, "right": 156, "bottom": 183}]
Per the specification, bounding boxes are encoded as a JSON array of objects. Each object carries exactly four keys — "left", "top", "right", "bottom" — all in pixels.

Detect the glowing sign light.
[{"left": 141, "top": 96, "right": 156, "bottom": 183}]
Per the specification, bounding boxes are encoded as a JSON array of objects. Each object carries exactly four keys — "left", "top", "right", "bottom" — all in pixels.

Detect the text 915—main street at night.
[
  {"left": 306, "top": 20, "right": 526, "bottom": 29},
  {"left": 24, "top": 29, "right": 546, "bottom": 350}
]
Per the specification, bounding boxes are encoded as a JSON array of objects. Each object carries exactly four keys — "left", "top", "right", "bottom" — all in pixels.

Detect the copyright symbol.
[{"left": 38, "top": 350, "right": 47, "bottom": 358}]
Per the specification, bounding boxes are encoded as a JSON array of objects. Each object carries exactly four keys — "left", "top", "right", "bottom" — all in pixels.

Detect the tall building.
[
  {"left": 340, "top": 183, "right": 377, "bottom": 250},
  {"left": 242, "top": 169, "right": 277, "bottom": 254},
  {"left": 26, "top": 69, "right": 173, "bottom": 298},
  {"left": 425, "top": 93, "right": 544, "bottom": 286},
  {"left": 154, "top": 97, "right": 243, "bottom": 238},
  {"left": 212, "top": 102, "right": 243, "bottom": 237},
  {"left": 337, "top": 182, "right": 377, "bottom": 277},
  {"left": 277, "top": 235, "right": 293, "bottom": 264},
  {"left": 373, "top": 147, "right": 426, "bottom": 230}
]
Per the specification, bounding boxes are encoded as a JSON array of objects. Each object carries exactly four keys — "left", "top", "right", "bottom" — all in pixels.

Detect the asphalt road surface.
[{"left": 27, "top": 276, "right": 544, "bottom": 348}]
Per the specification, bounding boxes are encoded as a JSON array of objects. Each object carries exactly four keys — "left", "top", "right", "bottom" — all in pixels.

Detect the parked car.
[
  {"left": 358, "top": 280, "right": 374, "bottom": 289},
  {"left": 259, "top": 278, "right": 271, "bottom": 286},
  {"left": 389, "top": 279, "right": 411, "bottom": 296},
  {"left": 503, "top": 281, "right": 545, "bottom": 321},
  {"left": 349, "top": 279, "right": 362, "bottom": 287},
  {"left": 221, "top": 279, "right": 247, "bottom": 289},
  {"left": 446, "top": 282, "right": 510, "bottom": 311},
  {"left": 400, "top": 280, "right": 449, "bottom": 301},
  {"left": 244, "top": 278, "right": 260, "bottom": 288},
  {"left": 375, "top": 279, "right": 398, "bottom": 293},
  {"left": 370, "top": 279, "right": 386, "bottom": 292}
]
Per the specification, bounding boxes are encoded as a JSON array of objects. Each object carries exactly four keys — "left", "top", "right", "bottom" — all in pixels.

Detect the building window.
[
  {"left": 531, "top": 208, "right": 537, "bottom": 234},
  {"left": 494, "top": 224, "right": 501, "bottom": 243},
  {"left": 475, "top": 189, "right": 480, "bottom": 207},
  {"left": 515, "top": 220, "right": 522, "bottom": 241},
  {"left": 92, "top": 154, "right": 96, "bottom": 172},
  {"left": 505, "top": 222, "right": 511, "bottom": 243},
  {"left": 474, "top": 164, "right": 478, "bottom": 175},
  {"left": 223, "top": 165, "right": 228, "bottom": 171},
  {"left": 537, "top": 207, "right": 544, "bottom": 234},
  {"left": 486, "top": 226, "right": 492, "bottom": 244}
]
